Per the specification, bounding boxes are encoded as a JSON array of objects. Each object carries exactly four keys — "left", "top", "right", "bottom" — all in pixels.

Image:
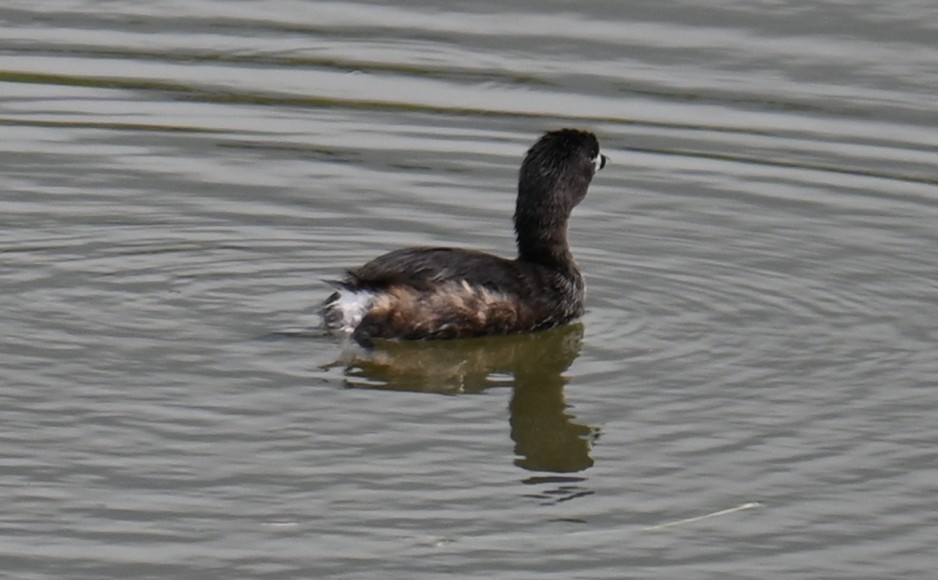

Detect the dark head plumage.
[{"left": 514, "top": 129, "right": 606, "bottom": 265}]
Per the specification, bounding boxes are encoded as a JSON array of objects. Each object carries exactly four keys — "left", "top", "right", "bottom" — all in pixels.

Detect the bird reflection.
[{"left": 337, "top": 323, "right": 597, "bottom": 476}]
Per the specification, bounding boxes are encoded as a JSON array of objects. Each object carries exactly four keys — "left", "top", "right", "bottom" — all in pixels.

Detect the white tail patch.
[{"left": 324, "top": 289, "right": 374, "bottom": 334}]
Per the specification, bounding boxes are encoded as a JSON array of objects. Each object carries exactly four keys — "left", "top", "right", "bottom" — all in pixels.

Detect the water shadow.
[{"left": 336, "top": 323, "right": 597, "bottom": 476}]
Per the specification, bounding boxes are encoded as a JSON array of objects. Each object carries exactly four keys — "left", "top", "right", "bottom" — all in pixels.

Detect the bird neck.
[{"left": 515, "top": 219, "right": 576, "bottom": 270}]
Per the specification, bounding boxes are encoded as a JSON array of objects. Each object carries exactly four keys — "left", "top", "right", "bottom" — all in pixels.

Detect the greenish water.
[{"left": 2, "top": 1, "right": 937, "bottom": 578}]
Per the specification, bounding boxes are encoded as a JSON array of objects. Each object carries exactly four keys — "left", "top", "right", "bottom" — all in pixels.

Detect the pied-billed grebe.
[{"left": 323, "top": 128, "right": 607, "bottom": 346}]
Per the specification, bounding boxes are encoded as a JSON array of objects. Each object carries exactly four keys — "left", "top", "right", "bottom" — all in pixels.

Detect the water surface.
[{"left": 2, "top": 1, "right": 938, "bottom": 578}]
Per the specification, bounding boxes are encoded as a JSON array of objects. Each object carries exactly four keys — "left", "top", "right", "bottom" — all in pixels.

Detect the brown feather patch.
[{"left": 356, "top": 281, "right": 542, "bottom": 342}]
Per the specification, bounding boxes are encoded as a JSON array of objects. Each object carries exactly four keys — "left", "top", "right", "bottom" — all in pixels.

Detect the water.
[{"left": 2, "top": 1, "right": 937, "bottom": 578}]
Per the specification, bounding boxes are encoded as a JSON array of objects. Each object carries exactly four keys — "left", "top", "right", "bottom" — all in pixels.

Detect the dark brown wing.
[{"left": 343, "top": 247, "right": 530, "bottom": 292}]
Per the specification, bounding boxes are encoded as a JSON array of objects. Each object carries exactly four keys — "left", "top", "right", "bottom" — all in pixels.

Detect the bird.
[{"left": 322, "top": 128, "right": 606, "bottom": 347}]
